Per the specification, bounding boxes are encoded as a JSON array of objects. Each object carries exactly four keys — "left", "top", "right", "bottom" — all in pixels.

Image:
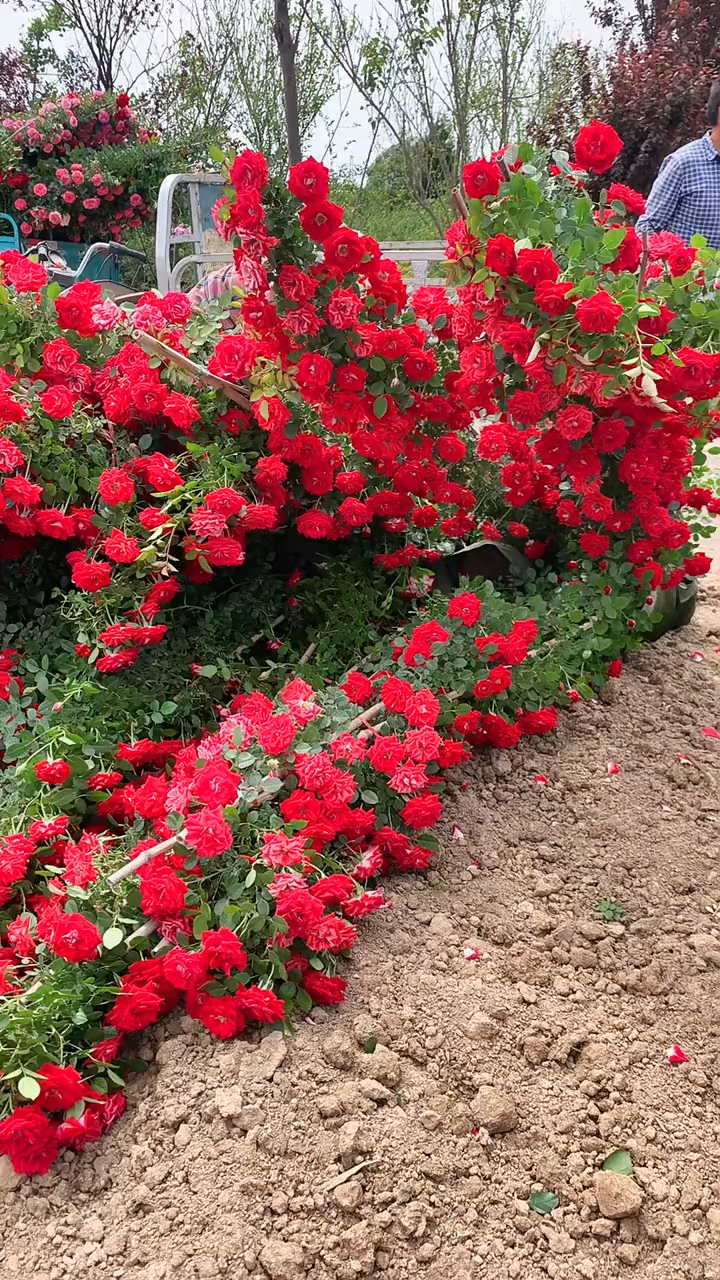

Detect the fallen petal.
[
  {"left": 452, "top": 824, "right": 465, "bottom": 842},
  {"left": 606, "top": 760, "right": 620, "bottom": 776},
  {"left": 676, "top": 754, "right": 691, "bottom": 765},
  {"left": 534, "top": 774, "right": 549, "bottom": 784},
  {"left": 691, "top": 651, "right": 704, "bottom": 662},
  {"left": 666, "top": 1043, "right": 690, "bottom": 1065},
  {"left": 701, "top": 727, "right": 720, "bottom": 739},
  {"left": 463, "top": 946, "right": 483, "bottom": 960}
]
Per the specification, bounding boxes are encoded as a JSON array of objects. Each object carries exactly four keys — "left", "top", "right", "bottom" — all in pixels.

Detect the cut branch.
[
  {"left": 133, "top": 331, "right": 251, "bottom": 409},
  {"left": 108, "top": 830, "right": 186, "bottom": 885}
]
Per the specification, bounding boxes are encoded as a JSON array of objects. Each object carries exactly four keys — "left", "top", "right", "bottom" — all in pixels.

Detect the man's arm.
[{"left": 635, "top": 156, "right": 685, "bottom": 236}]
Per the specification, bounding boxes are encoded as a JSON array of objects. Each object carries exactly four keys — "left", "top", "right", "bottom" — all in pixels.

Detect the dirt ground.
[{"left": 2, "top": 567, "right": 720, "bottom": 1280}]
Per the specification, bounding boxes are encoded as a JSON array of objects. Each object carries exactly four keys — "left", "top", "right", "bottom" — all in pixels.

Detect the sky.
[{"left": 1, "top": 0, "right": 605, "bottom": 169}]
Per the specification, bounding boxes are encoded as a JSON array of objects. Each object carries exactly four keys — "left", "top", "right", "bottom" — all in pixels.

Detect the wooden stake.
[{"left": 133, "top": 330, "right": 251, "bottom": 409}]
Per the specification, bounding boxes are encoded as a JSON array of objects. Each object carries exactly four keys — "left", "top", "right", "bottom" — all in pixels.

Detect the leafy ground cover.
[{"left": 0, "top": 119, "right": 718, "bottom": 1177}]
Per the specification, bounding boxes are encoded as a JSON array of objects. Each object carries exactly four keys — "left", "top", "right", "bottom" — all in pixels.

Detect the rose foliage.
[{"left": 0, "top": 120, "right": 718, "bottom": 1176}]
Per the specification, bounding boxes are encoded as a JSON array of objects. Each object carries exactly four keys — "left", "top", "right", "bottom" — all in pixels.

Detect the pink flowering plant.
[
  {"left": 0, "top": 120, "right": 717, "bottom": 1177},
  {"left": 0, "top": 91, "right": 166, "bottom": 242}
]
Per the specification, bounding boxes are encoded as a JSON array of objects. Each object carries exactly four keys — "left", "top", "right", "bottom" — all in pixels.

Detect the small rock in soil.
[{"left": 594, "top": 1171, "right": 644, "bottom": 1219}]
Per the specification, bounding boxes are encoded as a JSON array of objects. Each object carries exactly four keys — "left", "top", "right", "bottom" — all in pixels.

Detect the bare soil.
[{"left": 2, "top": 577, "right": 720, "bottom": 1280}]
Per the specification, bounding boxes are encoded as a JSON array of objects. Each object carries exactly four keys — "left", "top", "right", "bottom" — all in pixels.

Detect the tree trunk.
[{"left": 274, "top": 0, "right": 303, "bottom": 166}]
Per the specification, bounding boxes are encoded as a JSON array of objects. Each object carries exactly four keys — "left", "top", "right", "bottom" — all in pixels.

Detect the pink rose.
[{"left": 32, "top": 183, "right": 47, "bottom": 197}]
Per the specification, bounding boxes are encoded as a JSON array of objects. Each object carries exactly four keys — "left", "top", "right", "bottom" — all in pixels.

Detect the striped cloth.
[
  {"left": 636, "top": 132, "right": 720, "bottom": 249},
  {"left": 186, "top": 262, "right": 238, "bottom": 308}
]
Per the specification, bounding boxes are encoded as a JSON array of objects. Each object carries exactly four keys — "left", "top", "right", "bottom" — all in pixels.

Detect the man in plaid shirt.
[{"left": 636, "top": 84, "right": 720, "bottom": 248}]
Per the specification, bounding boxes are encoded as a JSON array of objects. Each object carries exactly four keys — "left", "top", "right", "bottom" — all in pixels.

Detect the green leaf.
[
  {"left": 196, "top": 665, "right": 217, "bottom": 678},
  {"left": 361, "top": 789, "right": 378, "bottom": 805},
  {"left": 102, "top": 927, "right": 124, "bottom": 950},
  {"left": 432, "top": 313, "right": 448, "bottom": 331},
  {"left": 18, "top": 1076, "right": 41, "bottom": 1100},
  {"left": 373, "top": 395, "right": 388, "bottom": 419},
  {"left": 209, "top": 144, "right": 226, "bottom": 165},
  {"left": 603, "top": 227, "right": 626, "bottom": 251},
  {"left": 362, "top": 1034, "right": 378, "bottom": 1053},
  {"left": 296, "top": 988, "right": 313, "bottom": 1012},
  {"left": 46, "top": 282, "right": 61, "bottom": 300},
  {"left": 602, "top": 1149, "right": 633, "bottom": 1175},
  {"left": 528, "top": 1191, "right": 559, "bottom": 1215}
]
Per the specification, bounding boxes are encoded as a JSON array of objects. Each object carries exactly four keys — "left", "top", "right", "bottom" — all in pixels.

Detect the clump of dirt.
[{"left": 2, "top": 585, "right": 720, "bottom": 1280}]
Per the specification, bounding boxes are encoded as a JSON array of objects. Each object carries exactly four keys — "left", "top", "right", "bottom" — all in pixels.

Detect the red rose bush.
[{"left": 0, "top": 120, "right": 717, "bottom": 1175}]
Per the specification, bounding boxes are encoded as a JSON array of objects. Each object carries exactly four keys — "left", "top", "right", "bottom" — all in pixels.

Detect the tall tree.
[
  {"left": 306, "top": 0, "right": 548, "bottom": 233},
  {"left": 30, "top": 0, "right": 159, "bottom": 91},
  {"left": 537, "top": 0, "right": 720, "bottom": 192},
  {"left": 274, "top": 0, "right": 302, "bottom": 166},
  {"left": 148, "top": 0, "right": 337, "bottom": 169}
]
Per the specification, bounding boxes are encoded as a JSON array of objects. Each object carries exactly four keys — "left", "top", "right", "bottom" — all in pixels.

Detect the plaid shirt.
[
  {"left": 186, "top": 262, "right": 238, "bottom": 307},
  {"left": 635, "top": 132, "right": 720, "bottom": 248}
]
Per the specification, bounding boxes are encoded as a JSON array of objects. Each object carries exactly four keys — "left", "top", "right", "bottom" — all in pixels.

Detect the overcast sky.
[{"left": 1, "top": 0, "right": 604, "bottom": 168}]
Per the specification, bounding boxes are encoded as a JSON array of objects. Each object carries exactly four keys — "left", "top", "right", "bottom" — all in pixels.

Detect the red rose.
[
  {"left": 339, "top": 669, "right": 374, "bottom": 705},
  {"left": 575, "top": 290, "right": 623, "bottom": 334},
  {"left": 207, "top": 334, "right": 259, "bottom": 380},
  {"left": 287, "top": 156, "right": 330, "bottom": 203},
  {"left": 535, "top": 280, "right": 574, "bottom": 315},
  {"left": 39, "top": 384, "right": 76, "bottom": 419},
  {"left": 235, "top": 984, "right": 285, "bottom": 1022},
  {"left": 106, "top": 983, "right": 164, "bottom": 1032},
  {"left": 42, "top": 337, "right": 80, "bottom": 375},
  {"left": 42, "top": 909, "right": 102, "bottom": 963},
  {"left": 0, "top": 1106, "right": 59, "bottom": 1175},
  {"left": 164, "top": 391, "right": 201, "bottom": 432},
  {"left": 399, "top": 790, "right": 443, "bottom": 830},
  {"left": 103, "top": 528, "right": 140, "bottom": 563},
  {"left": 515, "top": 247, "right": 560, "bottom": 286},
  {"left": 607, "top": 182, "right": 645, "bottom": 216},
  {"left": 579, "top": 530, "right": 610, "bottom": 557},
  {"left": 139, "top": 861, "right": 187, "bottom": 918},
  {"left": 294, "top": 351, "right": 333, "bottom": 396},
  {"left": 296, "top": 510, "right": 335, "bottom": 539},
  {"left": 98, "top": 467, "right": 134, "bottom": 506},
  {"left": 256, "top": 712, "right": 296, "bottom": 754},
  {"left": 555, "top": 404, "right": 593, "bottom": 441},
  {"left": 403, "top": 348, "right": 437, "bottom": 381},
  {"left": 193, "top": 761, "right": 240, "bottom": 806},
  {"left": 35, "top": 759, "right": 72, "bottom": 784},
  {"left": 463, "top": 158, "right": 502, "bottom": 200},
  {"left": 516, "top": 706, "right": 557, "bottom": 736},
  {"left": 160, "top": 291, "right": 192, "bottom": 324},
  {"left": 37, "top": 1062, "right": 86, "bottom": 1112},
  {"left": 573, "top": 119, "right": 623, "bottom": 174},
  {"left": 301, "top": 970, "right": 347, "bottom": 1005},
  {"left": 0, "top": 249, "right": 48, "bottom": 293},
  {"left": 684, "top": 552, "right": 712, "bottom": 576},
  {"left": 229, "top": 149, "right": 269, "bottom": 191},
  {"left": 485, "top": 232, "right": 516, "bottom": 276},
  {"left": 323, "top": 227, "right": 366, "bottom": 274},
  {"left": 184, "top": 806, "right": 233, "bottom": 858},
  {"left": 201, "top": 927, "right": 248, "bottom": 975},
  {"left": 299, "top": 199, "right": 344, "bottom": 242},
  {"left": 55, "top": 280, "right": 103, "bottom": 336}
]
